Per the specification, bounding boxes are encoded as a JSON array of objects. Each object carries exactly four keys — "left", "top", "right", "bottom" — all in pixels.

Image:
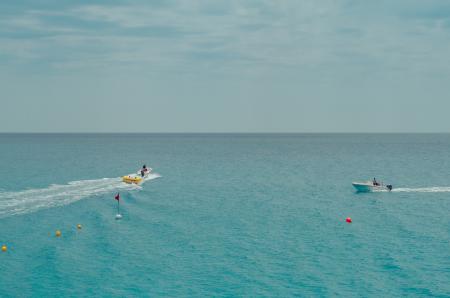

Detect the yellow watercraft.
[
  {"left": 122, "top": 166, "right": 152, "bottom": 184},
  {"left": 122, "top": 175, "right": 143, "bottom": 184}
]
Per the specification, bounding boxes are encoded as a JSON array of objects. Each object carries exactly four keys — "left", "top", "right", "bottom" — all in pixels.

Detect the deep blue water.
[{"left": 1, "top": 134, "right": 450, "bottom": 297}]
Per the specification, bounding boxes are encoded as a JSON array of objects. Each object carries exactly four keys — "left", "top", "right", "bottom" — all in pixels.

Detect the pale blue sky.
[{"left": 1, "top": 0, "right": 450, "bottom": 132}]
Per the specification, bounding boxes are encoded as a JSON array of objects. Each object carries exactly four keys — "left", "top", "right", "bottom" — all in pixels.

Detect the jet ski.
[{"left": 352, "top": 181, "right": 392, "bottom": 192}]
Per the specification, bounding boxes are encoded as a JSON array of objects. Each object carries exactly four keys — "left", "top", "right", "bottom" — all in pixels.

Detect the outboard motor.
[{"left": 386, "top": 185, "right": 393, "bottom": 191}]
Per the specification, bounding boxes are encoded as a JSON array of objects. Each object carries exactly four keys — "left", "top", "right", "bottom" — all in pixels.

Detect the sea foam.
[{"left": 0, "top": 173, "right": 160, "bottom": 218}]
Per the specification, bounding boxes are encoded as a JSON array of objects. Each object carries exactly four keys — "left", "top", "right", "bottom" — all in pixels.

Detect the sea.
[{"left": 0, "top": 133, "right": 449, "bottom": 297}]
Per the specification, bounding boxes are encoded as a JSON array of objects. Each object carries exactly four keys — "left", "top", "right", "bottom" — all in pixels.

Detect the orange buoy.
[{"left": 346, "top": 217, "right": 352, "bottom": 223}]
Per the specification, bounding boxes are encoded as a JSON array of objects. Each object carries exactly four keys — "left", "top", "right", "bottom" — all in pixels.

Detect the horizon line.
[{"left": 1, "top": 132, "right": 450, "bottom": 134}]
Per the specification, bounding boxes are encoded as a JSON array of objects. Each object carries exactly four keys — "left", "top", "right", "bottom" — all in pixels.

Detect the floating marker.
[
  {"left": 1, "top": 245, "right": 6, "bottom": 252},
  {"left": 115, "top": 193, "right": 122, "bottom": 220},
  {"left": 346, "top": 217, "right": 352, "bottom": 223},
  {"left": 55, "top": 230, "right": 62, "bottom": 237},
  {"left": 77, "top": 224, "right": 82, "bottom": 230}
]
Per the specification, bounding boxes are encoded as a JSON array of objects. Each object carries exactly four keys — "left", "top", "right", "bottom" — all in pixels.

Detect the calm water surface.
[{"left": 0, "top": 134, "right": 449, "bottom": 297}]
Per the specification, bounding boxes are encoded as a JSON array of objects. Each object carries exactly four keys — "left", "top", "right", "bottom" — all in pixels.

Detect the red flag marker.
[{"left": 115, "top": 193, "right": 122, "bottom": 219}]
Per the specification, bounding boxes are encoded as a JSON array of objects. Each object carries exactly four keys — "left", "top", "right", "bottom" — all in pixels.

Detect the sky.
[{"left": 1, "top": 0, "right": 450, "bottom": 132}]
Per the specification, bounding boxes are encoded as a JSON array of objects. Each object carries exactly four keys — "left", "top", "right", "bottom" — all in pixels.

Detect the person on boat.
[
  {"left": 373, "top": 178, "right": 379, "bottom": 186},
  {"left": 140, "top": 165, "right": 148, "bottom": 177}
]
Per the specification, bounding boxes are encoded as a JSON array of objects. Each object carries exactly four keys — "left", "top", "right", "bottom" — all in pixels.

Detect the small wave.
[
  {"left": 0, "top": 173, "right": 160, "bottom": 218},
  {"left": 392, "top": 187, "right": 450, "bottom": 193}
]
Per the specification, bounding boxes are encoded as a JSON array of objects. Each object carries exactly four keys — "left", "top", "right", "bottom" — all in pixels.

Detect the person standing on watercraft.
[
  {"left": 373, "top": 178, "right": 379, "bottom": 186},
  {"left": 141, "top": 165, "right": 148, "bottom": 177}
]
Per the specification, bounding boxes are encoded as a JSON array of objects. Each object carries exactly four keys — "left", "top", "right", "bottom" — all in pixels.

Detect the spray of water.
[
  {"left": 392, "top": 187, "right": 450, "bottom": 193},
  {"left": 0, "top": 173, "right": 160, "bottom": 218}
]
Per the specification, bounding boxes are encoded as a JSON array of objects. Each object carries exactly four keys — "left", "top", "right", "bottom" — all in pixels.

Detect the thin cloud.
[{"left": 1, "top": 0, "right": 450, "bottom": 76}]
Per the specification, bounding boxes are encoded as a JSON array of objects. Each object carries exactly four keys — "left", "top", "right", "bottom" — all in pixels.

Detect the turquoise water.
[{"left": 1, "top": 134, "right": 450, "bottom": 297}]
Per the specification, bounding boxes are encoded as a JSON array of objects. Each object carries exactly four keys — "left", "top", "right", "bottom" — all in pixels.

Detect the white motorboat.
[
  {"left": 352, "top": 181, "right": 392, "bottom": 192},
  {"left": 136, "top": 167, "right": 152, "bottom": 178}
]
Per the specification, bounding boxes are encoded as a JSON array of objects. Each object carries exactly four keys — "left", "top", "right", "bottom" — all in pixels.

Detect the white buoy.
[{"left": 115, "top": 214, "right": 122, "bottom": 220}]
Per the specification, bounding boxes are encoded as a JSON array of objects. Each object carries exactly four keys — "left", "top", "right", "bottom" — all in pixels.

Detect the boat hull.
[{"left": 352, "top": 182, "right": 392, "bottom": 192}]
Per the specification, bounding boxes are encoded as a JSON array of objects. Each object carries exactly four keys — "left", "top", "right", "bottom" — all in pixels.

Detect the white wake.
[
  {"left": 0, "top": 173, "right": 160, "bottom": 218},
  {"left": 392, "top": 187, "right": 450, "bottom": 193}
]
